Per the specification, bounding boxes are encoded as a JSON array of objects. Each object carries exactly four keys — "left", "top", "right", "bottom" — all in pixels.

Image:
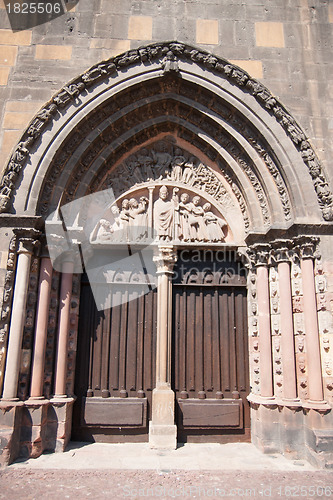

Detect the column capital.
[
  {"left": 13, "top": 228, "right": 41, "bottom": 255},
  {"left": 271, "top": 239, "right": 293, "bottom": 264},
  {"left": 248, "top": 243, "right": 271, "bottom": 267},
  {"left": 153, "top": 245, "right": 177, "bottom": 274},
  {"left": 293, "top": 235, "right": 319, "bottom": 260}
]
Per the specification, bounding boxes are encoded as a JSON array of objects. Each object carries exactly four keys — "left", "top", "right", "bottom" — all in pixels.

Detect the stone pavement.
[
  {"left": 6, "top": 442, "right": 317, "bottom": 471},
  {"left": 1, "top": 443, "right": 332, "bottom": 500}
]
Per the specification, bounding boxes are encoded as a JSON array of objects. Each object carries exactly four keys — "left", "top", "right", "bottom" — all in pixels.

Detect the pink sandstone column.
[
  {"left": 2, "top": 237, "right": 35, "bottom": 400},
  {"left": 54, "top": 259, "right": 74, "bottom": 397},
  {"left": 30, "top": 257, "right": 53, "bottom": 399},
  {"left": 301, "top": 257, "right": 325, "bottom": 402},
  {"left": 256, "top": 264, "right": 274, "bottom": 398},
  {"left": 278, "top": 259, "right": 298, "bottom": 401}
]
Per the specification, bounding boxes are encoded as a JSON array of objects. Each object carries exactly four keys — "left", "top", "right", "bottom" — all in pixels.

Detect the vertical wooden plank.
[
  {"left": 91, "top": 290, "right": 104, "bottom": 395},
  {"left": 126, "top": 289, "right": 138, "bottom": 391},
  {"left": 188, "top": 289, "right": 195, "bottom": 391},
  {"left": 101, "top": 299, "right": 111, "bottom": 394},
  {"left": 173, "top": 288, "right": 180, "bottom": 392},
  {"left": 180, "top": 288, "right": 186, "bottom": 392},
  {"left": 235, "top": 289, "right": 246, "bottom": 392},
  {"left": 220, "top": 291, "right": 230, "bottom": 392},
  {"left": 119, "top": 289, "right": 128, "bottom": 392},
  {"left": 212, "top": 287, "right": 221, "bottom": 393},
  {"left": 152, "top": 288, "right": 157, "bottom": 391},
  {"left": 229, "top": 289, "right": 237, "bottom": 392},
  {"left": 136, "top": 292, "right": 145, "bottom": 391},
  {"left": 87, "top": 287, "right": 95, "bottom": 396},
  {"left": 195, "top": 288, "right": 203, "bottom": 392},
  {"left": 204, "top": 289, "right": 213, "bottom": 392},
  {"left": 243, "top": 290, "right": 250, "bottom": 393},
  {"left": 144, "top": 289, "right": 153, "bottom": 391},
  {"left": 110, "top": 290, "right": 122, "bottom": 390}
]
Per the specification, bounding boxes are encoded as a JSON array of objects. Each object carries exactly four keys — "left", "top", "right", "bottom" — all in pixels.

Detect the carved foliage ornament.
[{"left": 0, "top": 42, "right": 331, "bottom": 221}]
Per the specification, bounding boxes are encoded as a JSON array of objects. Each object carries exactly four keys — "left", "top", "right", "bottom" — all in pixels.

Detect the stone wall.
[
  {"left": 0, "top": 0, "right": 332, "bottom": 178},
  {"left": 0, "top": 0, "right": 332, "bottom": 467}
]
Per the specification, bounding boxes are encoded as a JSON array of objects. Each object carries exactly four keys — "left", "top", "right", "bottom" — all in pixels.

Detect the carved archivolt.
[{"left": 0, "top": 41, "right": 331, "bottom": 222}]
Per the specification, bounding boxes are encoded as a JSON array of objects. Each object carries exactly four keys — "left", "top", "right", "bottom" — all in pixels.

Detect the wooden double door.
[{"left": 72, "top": 251, "right": 250, "bottom": 443}]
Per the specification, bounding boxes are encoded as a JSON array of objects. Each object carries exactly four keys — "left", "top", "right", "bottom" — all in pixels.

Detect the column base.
[
  {"left": 149, "top": 421, "right": 177, "bottom": 450},
  {"left": 302, "top": 399, "right": 331, "bottom": 411},
  {"left": 0, "top": 400, "right": 24, "bottom": 466}
]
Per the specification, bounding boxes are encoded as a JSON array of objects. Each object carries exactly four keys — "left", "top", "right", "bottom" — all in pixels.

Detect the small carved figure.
[
  {"left": 202, "top": 203, "right": 226, "bottom": 242},
  {"left": 95, "top": 219, "right": 113, "bottom": 241},
  {"left": 187, "top": 196, "right": 209, "bottom": 242},
  {"left": 110, "top": 205, "right": 123, "bottom": 240},
  {"left": 177, "top": 192, "right": 191, "bottom": 241},
  {"left": 119, "top": 198, "right": 135, "bottom": 241},
  {"left": 129, "top": 196, "right": 149, "bottom": 241},
  {"left": 152, "top": 143, "right": 172, "bottom": 180},
  {"left": 161, "top": 50, "right": 179, "bottom": 74}
]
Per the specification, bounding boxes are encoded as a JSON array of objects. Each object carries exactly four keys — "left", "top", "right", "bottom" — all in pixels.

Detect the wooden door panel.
[
  {"left": 72, "top": 280, "right": 156, "bottom": 442},
  {"left": 172, "top": 252, "right": 250, "bottom": 443}
]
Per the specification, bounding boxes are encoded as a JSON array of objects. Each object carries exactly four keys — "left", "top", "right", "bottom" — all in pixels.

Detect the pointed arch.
[{"left": 0, "top": 41, "right": 331, "bottom": 236}]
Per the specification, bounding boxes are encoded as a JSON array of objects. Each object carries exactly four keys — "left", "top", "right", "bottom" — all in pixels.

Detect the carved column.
[
  {"left": 54, "top": 255, "right": 74, "bottom": 397},
  {"left": 2, "top": 230, "right": 39, "bottom": 400},
  {"left": 149, "top": 245, "right": 177, "bottom": 449},
  {"left": 274, "top": 241, "right": 299, "bottom": 404},
  {"left": 297, "top": 238, "right": 329, "bottom": 409},
  {"left": 253, "top": 245, "right": 274, "bottom": 400},
  {"left": 29, "top": 252, "right": 53, "bottom": 399}
]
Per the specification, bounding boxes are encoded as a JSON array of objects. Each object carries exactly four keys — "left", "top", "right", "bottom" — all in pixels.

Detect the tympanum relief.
[{"left": 91, "top": 185, "right": 228, "bottom": 244}]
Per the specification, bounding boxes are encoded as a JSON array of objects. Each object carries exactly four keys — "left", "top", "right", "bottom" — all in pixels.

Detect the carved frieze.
[{"left": 91, "top": 184, "right": 229, "bottom": 245}]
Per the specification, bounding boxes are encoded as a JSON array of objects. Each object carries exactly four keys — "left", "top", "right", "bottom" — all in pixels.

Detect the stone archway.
[{"left": 0, "top": 42, "right": 332, "bottom": 466}]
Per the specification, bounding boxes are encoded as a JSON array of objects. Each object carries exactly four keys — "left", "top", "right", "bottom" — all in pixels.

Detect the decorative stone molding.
[
  {"left": 153, "top": 246, "right": 177, "bottom": 275},
  {"left": 0, "top": 41, "right": 330, "bottom": 222}
]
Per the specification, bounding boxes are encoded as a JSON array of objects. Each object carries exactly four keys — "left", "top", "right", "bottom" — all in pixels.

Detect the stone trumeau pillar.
[
  {"left": 149, "top": 245, "right": 177, "bottom": 449},
  {"left": 2, "top": 229, "right": 40, "bottom": 400},
  {"left": 296, "top": 237, "right": 329, "bottom": 410}
]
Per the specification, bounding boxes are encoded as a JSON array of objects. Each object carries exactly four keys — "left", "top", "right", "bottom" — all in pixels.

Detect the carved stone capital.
[
  {"left": 293, "top": 235, "right": 319, "bottom": 260},
  {"left": 248, "top": 243, "right": 271, "bottom": 267},
  {"left": 13, "top": 228, "right": 41, "bottom": 255},
  {"left": 271, "top": 239, "right": 293, "bottom": 264},
  {"left": 153, "top": 246, "right": 177, "bottom": 274}
]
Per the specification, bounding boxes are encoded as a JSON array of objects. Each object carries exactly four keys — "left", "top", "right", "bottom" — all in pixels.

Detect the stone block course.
[
  {"left": 90, "top": 38, "right": 131, "bottom": 55},
  {"left": 0, "top": 45, "right": 17, "bottom": 66},
  {"left": 255, "top": 22, "right": 285, "bottom": 47},
  {"left": 128, "top": 16, "right": 153, "bottom": 41},
  {"left": 0, "top": 29, "right": 32, "bottom": 46},
  {"left": 0, "top": 66, "right": 9, "bottom": 85},
  {"left": 196, "top": 19, "right": 219, "bottom": 45},
  {"left": 3, "top": 110, "right": 34, "bottom": 130},
  {"left": 94, "top": 13, "right": 129, "bottom": 40},
  {"left": 35, "top": 45, "right": 73, "bottom": 60}
]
